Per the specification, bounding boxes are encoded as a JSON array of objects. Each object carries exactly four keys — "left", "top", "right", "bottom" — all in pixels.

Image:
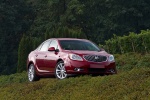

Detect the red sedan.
[{"left": 27, "top": 38, "right": 116, "bottom": 81}]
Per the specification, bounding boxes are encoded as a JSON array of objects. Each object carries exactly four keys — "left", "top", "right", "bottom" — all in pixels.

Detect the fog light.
[
  {"left": 74, "top": 68, "right": 84, "bottom": 72},
  {"left": 108, "top": 69, "right": 115, "bottom": 73}
]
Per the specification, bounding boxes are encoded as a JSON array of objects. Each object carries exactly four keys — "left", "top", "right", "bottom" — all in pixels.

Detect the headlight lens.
[
  {"left": 109, "top": 55, "right": 115, "bottom": 62},
  {"left": 69, "top": 54, "right": 83, "bottom": 61}
]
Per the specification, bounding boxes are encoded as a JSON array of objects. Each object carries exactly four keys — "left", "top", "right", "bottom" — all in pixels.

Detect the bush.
[{"left": 101, "top": 30, "right": 150, "bottom": 54}]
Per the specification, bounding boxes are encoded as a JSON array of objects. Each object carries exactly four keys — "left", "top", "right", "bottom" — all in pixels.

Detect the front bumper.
[{"left": 64, "top": 59, "right": 117, "bottom": 75}]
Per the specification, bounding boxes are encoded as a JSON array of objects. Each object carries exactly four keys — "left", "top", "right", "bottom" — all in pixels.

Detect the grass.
[
  {"left": 0, "top": 53, "right": 150, "bottom": 100},
  {"left": 115, "top": 52, "right": 150, "bottom": 72}
]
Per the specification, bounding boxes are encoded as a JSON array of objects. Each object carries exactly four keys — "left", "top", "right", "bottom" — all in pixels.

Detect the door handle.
[
  {"left": 45, "top": 55, "right": 47, "bottom": 57},
  {"left": 35, "top": 54, "right": 38, "bottom": 57}
]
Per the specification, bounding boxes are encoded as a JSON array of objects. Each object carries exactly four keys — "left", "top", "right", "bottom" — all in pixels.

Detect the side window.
[
  {"left": 40, "top": 41, "right": 51, "bottom": 51},
  {"left": 36, "top": 43, "right": 43, "bottom": 51},
  {"left": 49, "top": 40, "right": 58, "bottom": 49}
]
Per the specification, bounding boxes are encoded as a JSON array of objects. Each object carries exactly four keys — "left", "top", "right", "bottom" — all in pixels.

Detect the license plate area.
[
  {"left": 90, "top": 64, "right": 104, "bottom": 68},
  {"left": 88, "top": 68, "right": 106, "bottom": 73}
]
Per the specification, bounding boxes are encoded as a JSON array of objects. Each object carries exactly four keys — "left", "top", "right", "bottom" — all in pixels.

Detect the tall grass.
[
  {"left": 0, "top": 71, "right": 28, "bottom": 86},
  {"left": 0, "top": 68, "right": 150, "bottom": 100},
  {"left": 115, "top": 53, "right": 150, "bottom": 72}
]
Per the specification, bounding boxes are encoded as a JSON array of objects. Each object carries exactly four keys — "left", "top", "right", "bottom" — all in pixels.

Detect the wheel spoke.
[
  {"left": 60, "top": 72, "right": 62, "bottom": 78},
  {"left": 58, "top": 65, "right": 61, "bottom": 69},
  {"left": 63, "top": 72, "right": 66, "bottom": 77},
  {"left": 29, "top": 68, "right": 32, "bottom": 73},
  {"left": 56, "top": 71, "right": 61, "bottom": 75},
  {"left": 56, "top": 69, "right": 61, "bottom": 72},
  {"left": 31, "top": 67, "right": 34, "bottom": 73},
  {"left": 62, "top": 72, "right": 65, "bottom": 78},
  {"left": 60, "top": 63, "right": 64, "bottom": 69},
  {"left": 60, "top": 64, "right": 63, "bottom": 70}
]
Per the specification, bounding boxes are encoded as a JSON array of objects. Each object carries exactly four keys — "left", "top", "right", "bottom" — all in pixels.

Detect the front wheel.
[
  {"left": 55, "top": 61, "right": 67, "bottom": 79},
  {"left": 28, "top": 64, "right": 40, "bottom": 82}
]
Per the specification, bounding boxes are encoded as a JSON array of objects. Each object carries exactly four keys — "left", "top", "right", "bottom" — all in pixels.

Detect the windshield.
[{"left": 59, "top": 40, "right": 100, "bottom": 51}]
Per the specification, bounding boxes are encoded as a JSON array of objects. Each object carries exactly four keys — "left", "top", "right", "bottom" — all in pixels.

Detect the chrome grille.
[{"left": 83, "top": 55, "right": 107, "bottom": 62}]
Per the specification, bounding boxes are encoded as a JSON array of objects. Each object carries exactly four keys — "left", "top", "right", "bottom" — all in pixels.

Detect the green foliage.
[
  {"left": 0, "top": 0, "right": 34, "bottom": 75},
  {"left": 102, "top": 30, "right": 150, "bottom": 54},
  {"left": 17, "top": 35, "right": 33, "bottom": 72},
  {"left": 27, "top": 0, "right": 150, "bottom": 44},
  {"left": 45, "top": 26, "right": 87, "bottom": 39}
]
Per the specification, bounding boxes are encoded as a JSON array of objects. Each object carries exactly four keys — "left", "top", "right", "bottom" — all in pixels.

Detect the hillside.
[
  {"left": 0, "top": 68, "right": 150, "bottom": 100},
  {"left": 0, "top": 53, "right": 150, "bottom": 100}
]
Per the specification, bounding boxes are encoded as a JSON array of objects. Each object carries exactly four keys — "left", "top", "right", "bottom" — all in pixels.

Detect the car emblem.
[{"left": 95, "top": 56, "right": 99, "bottom": 60}]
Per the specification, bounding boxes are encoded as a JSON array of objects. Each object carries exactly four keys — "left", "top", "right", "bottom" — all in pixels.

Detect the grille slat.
[{"left": 83, "top": 55, "right": 107, "bottom": 62}]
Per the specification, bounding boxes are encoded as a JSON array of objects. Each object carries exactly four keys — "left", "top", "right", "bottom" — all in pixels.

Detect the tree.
[
  {"left": 0, "top": 0, "right": 34, "bottom": 74},
  {"left": 17, "top": 35, "right": 33, "bottom": 72}
]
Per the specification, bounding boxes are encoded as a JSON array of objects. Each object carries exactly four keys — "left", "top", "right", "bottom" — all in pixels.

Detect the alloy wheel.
[
  {"left": 28, "top": 64, "right": 35, "bottom": 82},
  {"left": 55, "top": 62, "right": 67, "bottom": 79}
]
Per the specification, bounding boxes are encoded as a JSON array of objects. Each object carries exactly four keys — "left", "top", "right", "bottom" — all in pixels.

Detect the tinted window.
[
  {"left": 49, "top": 40, "right": 58, "bottom": 49},
  {"left": 40, "top": 41, "right": 51, "bottom": 51},
  {"left": 59, "top": 40, "right": 100, "bottom": 51}
]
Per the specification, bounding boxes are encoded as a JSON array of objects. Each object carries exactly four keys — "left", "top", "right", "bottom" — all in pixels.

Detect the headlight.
[
  {"left": 69, "top": 54, "right": 83, "bottom": 61},
  {"left": 109, "top": 55, "right": 115, "bottom": 62}
]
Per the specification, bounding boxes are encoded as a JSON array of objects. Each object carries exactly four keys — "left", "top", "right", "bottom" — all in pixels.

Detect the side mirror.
[
  {"left": 48, "top": 47, "right": 55, "bottom": 51},
  {"left": 48, "top": 47, "right": 59, "bottom": 52}
]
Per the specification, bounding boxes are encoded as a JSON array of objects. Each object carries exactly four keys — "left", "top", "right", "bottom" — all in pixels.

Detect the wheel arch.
[
  {"left": 27, "top": 61, "right": 34, "bottom": 69},
  {"left": 57, "top": 59, "right": 64, "bottom": 63}
]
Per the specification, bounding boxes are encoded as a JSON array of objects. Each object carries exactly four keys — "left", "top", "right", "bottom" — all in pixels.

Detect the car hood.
[{"left": 68, "top": 50, "right": 110, "bottom": 56}]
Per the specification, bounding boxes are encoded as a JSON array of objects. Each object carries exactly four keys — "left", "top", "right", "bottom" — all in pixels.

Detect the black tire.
[
  {"left": 55, "top": 61, "right": 67, "bottom": 79},
  {"left": 28, "top": 64, "right": 40, "bottom": 82}
]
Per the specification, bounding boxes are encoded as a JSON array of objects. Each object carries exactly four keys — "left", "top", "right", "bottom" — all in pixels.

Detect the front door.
[
  {"left": 36, "top": 40, "right": 51, "bottom": 72},
  {"left": 44, "top": 40, "right": 59, "bottom": 73}
]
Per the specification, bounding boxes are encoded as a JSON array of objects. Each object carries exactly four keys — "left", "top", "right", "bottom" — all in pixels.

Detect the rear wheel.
[
  {"left": 55, "top": 61, "right": 67, "bottom": 79},
  {"left": 28, "top": 64, "right": 40, "bottom": 82}
]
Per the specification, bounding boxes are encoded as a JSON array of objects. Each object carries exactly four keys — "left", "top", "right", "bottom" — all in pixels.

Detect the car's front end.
[
  {"left": 58, "top": 39, "right": 117, "bottom": 75},
  {"left": 62, "top": 51, "right": 116, "bottom": 75}
]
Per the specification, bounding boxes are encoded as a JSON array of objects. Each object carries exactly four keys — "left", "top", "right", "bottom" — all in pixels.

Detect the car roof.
[{"left": 50, "top": 38, "right": 88, "bottom": 41}]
